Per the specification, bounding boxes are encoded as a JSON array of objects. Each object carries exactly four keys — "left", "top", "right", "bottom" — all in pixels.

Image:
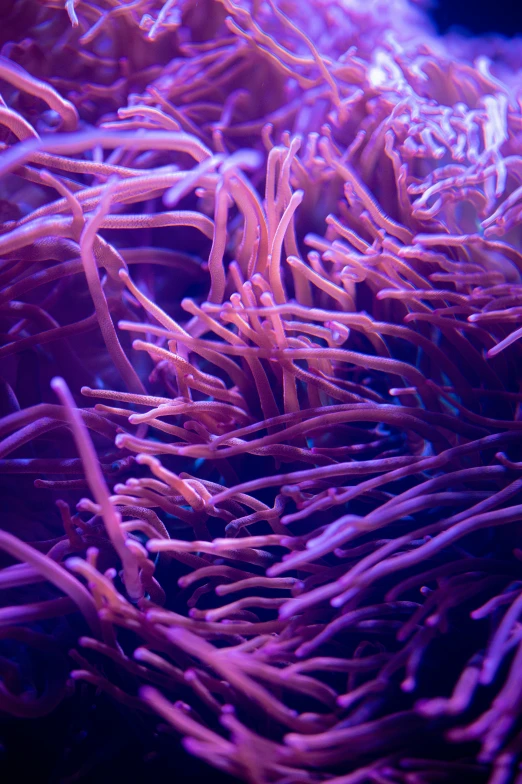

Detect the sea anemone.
[{"left": 1, "top": 1, "right": 522, "bottom": 782}]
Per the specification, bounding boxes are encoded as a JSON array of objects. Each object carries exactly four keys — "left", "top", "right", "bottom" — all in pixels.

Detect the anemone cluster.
[{"left": 1, "top": 1, "right": 522, "bottom": 782}]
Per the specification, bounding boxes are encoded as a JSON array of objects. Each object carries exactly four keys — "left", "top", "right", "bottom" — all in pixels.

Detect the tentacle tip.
[{"left": 50, "top": 376, "right": 66, "bottom": 393}]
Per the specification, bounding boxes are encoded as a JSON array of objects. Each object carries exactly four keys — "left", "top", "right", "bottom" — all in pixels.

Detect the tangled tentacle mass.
[{"left": 2, "top": 0, "right": 522, "bottom": 781}]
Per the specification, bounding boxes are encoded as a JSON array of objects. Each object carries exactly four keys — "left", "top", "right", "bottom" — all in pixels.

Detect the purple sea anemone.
[{"left": 2, "top": 1, "right": 522, "bottom": 782}]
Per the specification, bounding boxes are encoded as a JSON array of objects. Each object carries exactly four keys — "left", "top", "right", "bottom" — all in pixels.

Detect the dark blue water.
[{"left": 430, "top": 0, "right": 522, "bottom": 36}]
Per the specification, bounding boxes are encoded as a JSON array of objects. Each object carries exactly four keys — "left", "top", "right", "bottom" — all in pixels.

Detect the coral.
[{"left": 1, "top": 1, "right": 522, "bottom": 782}]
